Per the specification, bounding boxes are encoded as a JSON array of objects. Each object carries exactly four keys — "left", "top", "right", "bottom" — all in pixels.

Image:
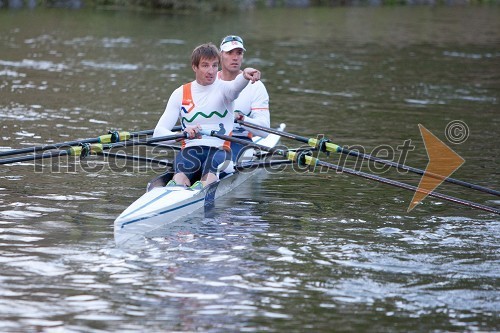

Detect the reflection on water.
[{"left": 0, "top": 5, "right": 499, "bottom": 332}]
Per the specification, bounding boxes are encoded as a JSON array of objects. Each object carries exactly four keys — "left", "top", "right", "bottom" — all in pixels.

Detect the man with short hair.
[
  {"left": 153, "top": 42, "right": 261, "bottom": 188},
  {"left": 218, "top": 35, "right": 271, "bottom": 163}
]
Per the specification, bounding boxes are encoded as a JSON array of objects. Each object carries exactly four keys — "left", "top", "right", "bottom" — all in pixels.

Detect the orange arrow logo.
[{"left": 408, "top": 124, "right": 465, "bottom": 212}]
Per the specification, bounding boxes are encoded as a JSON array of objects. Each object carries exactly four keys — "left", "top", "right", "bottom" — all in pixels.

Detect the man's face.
[
  {"left": 221, "top": 48, "right": 244, "bottom": 73},
  {"left": 193, "top": 57, "right": 219, "bottom": 86}
]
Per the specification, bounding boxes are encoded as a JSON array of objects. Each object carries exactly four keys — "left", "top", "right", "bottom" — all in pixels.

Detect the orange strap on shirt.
[{"left": 181, "top": 82, "right": 194, "bottom": 113}]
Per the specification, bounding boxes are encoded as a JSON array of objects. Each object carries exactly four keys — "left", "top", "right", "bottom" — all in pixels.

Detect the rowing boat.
[{"left": 113, "top": 123, "right": 286, "bottom": 245}]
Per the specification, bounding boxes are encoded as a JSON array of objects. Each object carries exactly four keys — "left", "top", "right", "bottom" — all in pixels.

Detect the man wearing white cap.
[{"left": 218, "top": 35, "right": 271, "bottom": 163}]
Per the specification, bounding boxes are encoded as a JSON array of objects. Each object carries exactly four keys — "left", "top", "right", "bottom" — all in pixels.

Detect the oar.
[
  {"left": 237, "top": 120, "right": 500, "bottom": 197},
  {"left": 101, "top": 152, "right": 173, "bottom": 167},
  {"left": 236, "top": 159, "right": 293, "bottom": 171},
  {"left": 0, "top": 132, "right": 186, "bottom": 165},
  {"left": 0, "top": 126, "right": 182, "bottom": 158},
  {"left": 202, "top": 130, "right": 500, "bottom": 215},
  {"left": 147, "top": 143, "right": 182, "bottom": 150}
]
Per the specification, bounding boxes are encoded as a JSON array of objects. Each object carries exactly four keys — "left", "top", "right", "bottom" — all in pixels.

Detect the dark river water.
[{"left": 1, "top": 6, "right": 499, "bottom": 332}]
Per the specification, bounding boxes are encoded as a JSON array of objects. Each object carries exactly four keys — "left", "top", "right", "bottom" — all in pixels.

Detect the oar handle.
[
  {"left": 199, "top": 129, "right": 214, "bottom": 137},
  {"left": 144, "top": 132, "right": 187, "bottom": 144}
]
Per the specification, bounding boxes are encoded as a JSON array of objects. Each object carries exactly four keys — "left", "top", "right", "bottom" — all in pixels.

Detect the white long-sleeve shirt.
[
  {"left": 217, "top": 71, "right": 270, "bottom": 139},
  {"left": 153, "top": 73, "right": 249, "bottom": 149}
]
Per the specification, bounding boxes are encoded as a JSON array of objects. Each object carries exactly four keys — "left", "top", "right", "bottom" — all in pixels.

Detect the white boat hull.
[{"left": 114, "top": 124, "right": 285, "bottom": 245}]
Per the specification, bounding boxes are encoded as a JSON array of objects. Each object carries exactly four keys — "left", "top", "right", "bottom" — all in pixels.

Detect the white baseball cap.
[{"left": 220, "top": 35, "right": 246, "bottom": 52}]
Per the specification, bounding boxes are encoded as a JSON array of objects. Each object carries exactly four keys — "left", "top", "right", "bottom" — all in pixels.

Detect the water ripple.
[
  {"left": 0, "top": 59, "right": 67, "bottom": 72},
  {"left": 81, "top": 60, "right": 140, "bottom": 71}
]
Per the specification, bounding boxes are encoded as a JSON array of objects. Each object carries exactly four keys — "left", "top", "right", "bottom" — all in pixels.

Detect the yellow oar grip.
[
  {"left": 307, "top": 138, "right": 318, "bottom": 147},
  {"left": 286, "top": 151, "right": 296, "bottom": 161},
  {"left": 286, "top": 151, "right": 318, "bottom": 166},
  {"left": 68, "top": 146, "right": 82, "bottom": 156},
  {"left": 68, "top": 143, "right": 103, "bottom": 156},
  {"left": 303, "top": 155, "right": 318, "bottom": 166},
  {"left": 307, "top": 138, "right": 339, "bottom": 152},
  {"left": 98, "top": 131, "right": 131, "bottom": 144},
  {"left": 91, "top": 143, "right": 103, "bottom": 153}
]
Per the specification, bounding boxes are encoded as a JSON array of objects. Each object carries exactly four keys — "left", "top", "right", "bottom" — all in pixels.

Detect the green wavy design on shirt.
[{"left": 181, "top": 109, "right": 229, "bottom": 127}]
